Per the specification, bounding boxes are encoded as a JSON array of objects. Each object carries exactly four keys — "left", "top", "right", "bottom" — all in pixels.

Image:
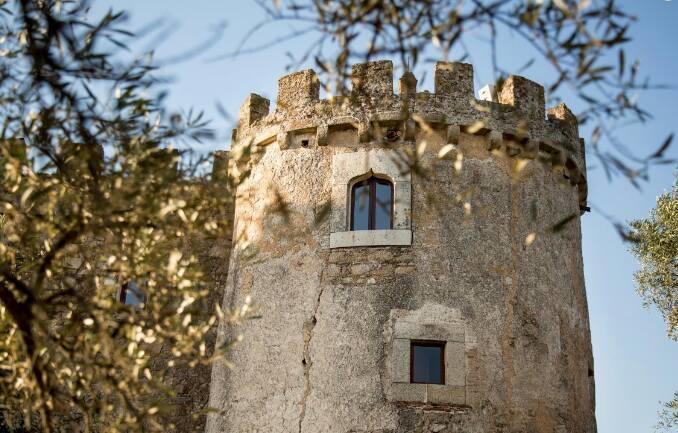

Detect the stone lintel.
[{"left": 394, "top": 321, "right": 465, "bottom": 342}]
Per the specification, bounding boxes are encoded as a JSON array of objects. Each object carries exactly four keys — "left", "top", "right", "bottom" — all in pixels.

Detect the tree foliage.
[
  {"left": 655, "top": 391, "right": 678, "bottom": 433},
  {"left": 0, "top": 1, "right": 250, "bottom": 432},
  {"left": 630, "top": 174, "right": 677, "bottom": 433},
  {"left": 630, "top": 175, "right": 678, "bottom": 341}
]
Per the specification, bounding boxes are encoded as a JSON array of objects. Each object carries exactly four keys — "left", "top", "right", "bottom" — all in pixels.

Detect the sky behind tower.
[{"left": 91, "top": 2, "right": 678, "bottom": 432}]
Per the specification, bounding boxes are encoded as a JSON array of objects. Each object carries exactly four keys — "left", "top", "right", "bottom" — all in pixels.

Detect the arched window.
[{"left": 350, "top": 176, "right": 393, "bottom": 231}]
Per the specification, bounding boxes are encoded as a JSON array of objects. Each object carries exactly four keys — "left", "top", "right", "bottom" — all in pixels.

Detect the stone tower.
[{"left": 206, "top": 60, "right": 595, "bottom": 433}]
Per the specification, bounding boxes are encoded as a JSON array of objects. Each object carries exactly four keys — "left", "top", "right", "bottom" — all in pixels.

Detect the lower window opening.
[{"left": 410, "top": 340, "right": 445, "bottom": 385}]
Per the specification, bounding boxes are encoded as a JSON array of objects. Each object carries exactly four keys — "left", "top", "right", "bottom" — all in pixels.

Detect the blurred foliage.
[
  {"left": 630, "top": 175, "right": 677, "bottom": 341},
  {"left": 656, "top": 391, "right": 677, "bottom": 433},
  {"left": 0, "top": 1, "right": 251, "bottom": 432},
  {"left": 236, "top": 0, "right": 674, "bottom": 186},
  {"left": 630, "top": 174, "right": 677, "bottom": 432}
]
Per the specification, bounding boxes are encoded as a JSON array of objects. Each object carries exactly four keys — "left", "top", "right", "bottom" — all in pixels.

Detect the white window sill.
[{"left": 329, "top": 229, "right": 412, "bottom": 248}]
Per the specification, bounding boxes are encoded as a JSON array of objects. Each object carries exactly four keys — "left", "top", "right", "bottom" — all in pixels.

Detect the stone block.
[
  {"left": 398, "top": 71, "right": 418, "bottom": 100},
  {"left": 238, "top": 93, "right": 270, "bottom": 127},
  {"left": 547, "top": 102, "right": 580, "bottom": 142},
  {"left": 316, "top": 124, "right": 329, "bottom": 146},
  {"left": 393, "top": 181, "right": 412, "bottom": 230},
  {"left": 426, "top": 384, "right": 465, "bottom": 405},
  {"left": 394, "top": 321, "right": 464, "bottom": 342},
  {"left": 392, "top": 383, "right": 426, "bottom": 402},
  {"left": 499, "top": 75, "right": 545, "bottom": 123},
  {"left": 351, "top": 60, "right": 394, "bottom": 100},
  {"left": 253, "top": 125, "right": 279, "bottom": 146},
  {"left": 277, "top": 69, "right": 319, "bottom": 112},
  {"left": 547, "top": 102, "right": 577, "bottom": 127},
  {"left": 330, "top": 184, "right": 348, "bottom": 233},
  {"left": 392, "top": 338, "right": 410, "bottom": 382},
  {"left": 434, "top": 62, "right": 474, "bottom": 102},
  {"left": 277, "top": 131, "right": 290, "bottom": 150},
  {"left": 445, "top": 341, "right": 465, "bottom": 386}
]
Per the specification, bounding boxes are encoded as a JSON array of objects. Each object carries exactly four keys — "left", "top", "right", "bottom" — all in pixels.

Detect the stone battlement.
[{"left": 233, "top": 60, "right": 587, "bottom": 208}]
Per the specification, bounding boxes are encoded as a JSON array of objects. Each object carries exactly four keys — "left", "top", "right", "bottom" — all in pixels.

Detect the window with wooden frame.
[
  {"left": 410, "top": 340, "right": 446, "bottom": 384},
  {"left": 350, "top": 176, "right": 393, "bottom": 231}
]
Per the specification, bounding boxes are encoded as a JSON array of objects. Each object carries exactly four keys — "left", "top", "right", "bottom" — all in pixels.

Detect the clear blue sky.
[{"left": 93, "top": 1, "right": 677, "bottom": 432}]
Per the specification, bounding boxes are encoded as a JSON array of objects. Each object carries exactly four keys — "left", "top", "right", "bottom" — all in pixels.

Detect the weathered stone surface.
[
  {"left": 392, "top": 383, "right": 427, "bottom": 402},
  {"left": 498, "top": 75, "right": 545, "bottom": 127},
  {"left": 392, "top": 338, "right": 410, "bottom": 383},
  {"left": 445, "top": 342, "right": 466, "bottom": 387},
  {"left": 435, "top": 61, "right": 474, "bottom": 103},
  {"left": 207, "top": 61, "right": 596, "bottom": 433},
  {"left": 393, "top": 321, "right": 464, "bottom": 343},
  {"left": 352, "top": 60, "right": 394, "bottom": 100},
  {"left": 427, "top": 384, "right": 465, "bottom": 405},
  {"left": 329, "top": 229, "right": 412, "bottom": 248},
  {"left": 277, "top": 69, "right": 320, "bottom": 113},
  {"left": 238, "top": 93, "right": 270, "bottom": 127}
]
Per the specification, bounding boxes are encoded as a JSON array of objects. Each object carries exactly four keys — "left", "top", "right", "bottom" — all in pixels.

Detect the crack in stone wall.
[
  {"left": 499, "top": 178, "right": 520, "bottom": 409},
  {"left": 297, "top": 258, "right": 328, "bottom": 433}
]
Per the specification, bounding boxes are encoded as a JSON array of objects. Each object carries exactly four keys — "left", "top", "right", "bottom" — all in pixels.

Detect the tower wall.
[{"left": 207, "top": 61, "right": 595, "bottom": 433}]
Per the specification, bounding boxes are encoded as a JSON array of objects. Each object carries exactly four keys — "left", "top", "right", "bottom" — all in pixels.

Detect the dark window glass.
[
  {"left": 120, "top": 281, "right": 145, "bottom": 306},
  {"left": 374, "top": 181, "right": 393, "bottom": 230},
  {"left": 410, "top": 341, "right": 445, "bottom": 384},
  {"left": 350, "top": 176, "right": 393, "bottom": 231},
  {"left": 352, "top": 183, "right": 370, "bottom": 231}
]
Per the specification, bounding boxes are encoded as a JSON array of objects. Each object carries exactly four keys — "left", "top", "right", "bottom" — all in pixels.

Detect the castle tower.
[{"left": 206, "top": 61, "right": 595, "bottom": 433}]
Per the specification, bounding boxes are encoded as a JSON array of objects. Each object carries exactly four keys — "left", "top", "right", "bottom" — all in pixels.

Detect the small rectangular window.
[
  {"left": 119, "top": 281, "right": 145, "bottom": 306},
  {"left": 410, "top": 340, "right": 445, "bottom": 384}
]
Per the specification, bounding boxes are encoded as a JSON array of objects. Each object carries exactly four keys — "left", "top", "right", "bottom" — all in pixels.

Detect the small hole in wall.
[
  {"left": 588, "top": 368, "right": 594, "bottom": 377},
  {"left": 384, "top": 129, "right": 400, "bottom": 142},
  {"left": 301, "top": 139, "right": 309, "bottom": 147},
  {"left": 302, "top": 359, "right": 307, "bottom": 366}
]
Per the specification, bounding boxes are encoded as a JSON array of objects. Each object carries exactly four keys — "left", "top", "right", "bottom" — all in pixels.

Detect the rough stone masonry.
[{"left": 205, "top": 60, "right": 596, "bottom": 433}]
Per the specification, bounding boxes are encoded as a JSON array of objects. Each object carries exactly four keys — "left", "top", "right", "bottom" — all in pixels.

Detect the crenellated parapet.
[{"left": 232, "top": 60, "right": 587, "bottom": 209}]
